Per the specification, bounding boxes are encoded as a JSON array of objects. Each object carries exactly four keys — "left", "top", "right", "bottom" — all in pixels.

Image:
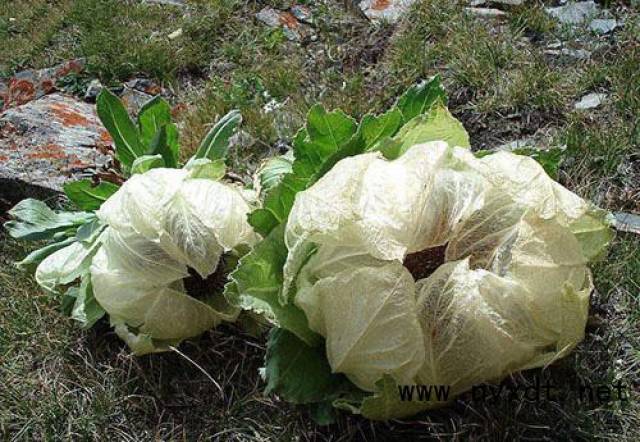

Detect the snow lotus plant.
[
  {"left": 226, "top": 77, "right": 613, "bottom": 421},
  {"left": 4, "top": 90, "right": 258, "bottom": 354}
]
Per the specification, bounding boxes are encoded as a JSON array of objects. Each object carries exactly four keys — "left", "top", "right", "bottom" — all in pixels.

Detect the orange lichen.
[
  {"left": 40, "top": 79, "right": 56, "bottom": 94},
  {"left": 372, "top": 0, "right": 391, "bottom": 11},
  {"left": 50, "top": 103, "right": 91, "bottom": 127},
  {"left": 26, "top": 144, "right": 66, "bottom": 160},
  {"left": 279, "top": 11, "right": 299, "bottom": 29},
  {"left": 99, "top": 130, "right": 113, "bottom": 143},
  {"left": 55, "top": 60, "right": 84, "bottom": 77},
  {"left": 0, "top": 155, "right": 8, "bottom": 162},
  {"left": 6, "top": 79, "right": 36, "bottom": 108}
]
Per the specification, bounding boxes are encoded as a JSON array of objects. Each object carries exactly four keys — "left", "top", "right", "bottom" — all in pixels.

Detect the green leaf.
[
  {"left": 75, "top": 218, "right": 105, "bottom": 243},
  {"left": 138, "top": 95, "right": 172, "bottom": 147},
  {"left": 264, "top": 328, "right": 352, "bottom": 404},
  {"left": 70, "top": 275, "right": 105, "bottom": 329},
  {"left": 225, "top": 223, "right": 320, "bottom": 345},
  {"left": 360, "top": 375, "right": 444, "bottom": 421},
  {"left": 361, "top": 107, "right": 403, "bottom": 149},
  {"left": 16, "top": 237, "right": 77, "bottom": 272},
  {"left": 96, "top": 89, "right": 146, "bottom": 167},
  {"left": 249, "top": 106, "right": 359, "bottom": 236},
  {"left": 396, "top": 76, "right": 446, "bottom": 123},
  {"left": 63, "top": 179, "right": 120, "bottom": 211},
  {"left": 377, "top": 105, "right": 470, "bottom": 159},
  {"left": 148, "top": 123, "right": 179, "bottom": 168},
  {"left": 511, "top": 147, "right": 564, "bottom": 180},
  {"left": 569, "top": 207, "right": 615, "bottom": 261},
  {"left": 193, "top": 110, "right": 242, "bottom": 162},
  {"left": 255, "top": 151, "right": 294, "bottom": 196},
  {"left": 4, "top": 199, "right": 94, "bottom": 241},
  {"left": 185, "top": 158, "right": 226, "bottom": 180},
  {"left": 131, "top": 154, "right": 165, "bottom": 174}
]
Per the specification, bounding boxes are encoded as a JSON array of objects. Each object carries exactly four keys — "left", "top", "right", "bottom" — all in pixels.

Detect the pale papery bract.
[
  {"left": 88, "top": 168, "right": 259, "bottom": 354},
  {"left": 283, "top": 142, "right": 610, "bottom": 400}
]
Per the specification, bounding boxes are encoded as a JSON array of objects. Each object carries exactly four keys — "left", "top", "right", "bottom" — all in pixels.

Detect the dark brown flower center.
[
  {"left": 183, "top": 255, "right": 229, "bottom": 300},
  {"left": 403, "top": 243, "right": 448, "bottom": 281}
]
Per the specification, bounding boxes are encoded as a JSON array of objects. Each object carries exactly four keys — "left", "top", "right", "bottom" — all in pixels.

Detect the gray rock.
[
  {"left": 290, "top": 4, "right": 314, "bottom": 24},
  {"left": 84, "top": 79, "right": 103, "bottom": 103},
  {"left": 256, "top": 6, "right": 314, "bottom": 42},
  {"left": 574, "top": 92, "right": 607, "bottom": 110},
  {"left": 611, "top": 212, "right": 640, "bottom": 235},
  {"left": 119, "top": 87, "right": 155, "bottom": 116},
  {"left": 125, "top": 78, "right": 163, "bottom": 96},
  {"left": 0, "top": 59, "right": 85, "bottom": 111},
  {"left": 465, "top": 7, "right": 507, "bottom": 18},
  {"left": 546, "top": 1, "right": 598, "bottom": 25},
  {"left": 544, "top": 48, "right": 592, "bottom": 60},
  {"left": 589, "top": 18, "right": 619, "bottom": 34},
  {"left": 497, "top": 138, "right": 535, "bottom": 151},
  {"left": 144, "top": 0, "right": 185, "bottom": 6},
  {"left": 359, "top": 0, "right": 418, "bottom": 23},
  {"left": 0, "top": 94, "right": 112, "bottom": 198}
]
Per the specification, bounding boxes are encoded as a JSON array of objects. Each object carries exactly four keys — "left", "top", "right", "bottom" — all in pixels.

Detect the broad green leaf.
[
  {"left": 249, "top": 106, "right": 359, "bottom": 236},
  {"left": 193, "top": 110, "right": 242, "bottom": 162},
  {"left": 75, "top": 218, "right": 105, "bottom": 243},
  {"left": 185, "top": 158, "right": 226, "bottom": 180},
  {"left": 361, "top": 107, "right": 403, "bottom": 149},
  {"left": 16, "top": 237, "right": 76, "bottom": 272},
  {"left": 255, "top": 151, "right": 294, "bottom": 196},
  {"left": 96, "top": 89, "right": 146, "bottom": 167},
  {"left": 4, "top": 199, "right": 94, "bottom": 241},
  {"left": 377, "top": 105, "right": 470, "bottom": 159},
  {"left": 148, "top": 124, "right": 179, "bottom": 168},
  {"left": 568, "top": 207, "right": 615, "bottom": 261},
  {"left": 138, "top": 95, "right": 172, "bottom": 146},
  {"left": 264, "top": 328, "right": 353, "bottom": 404},
  {"left": 396, "top": 76, "right": 446, "bottom": 123},
  {"left": 35, "top": 238, "right": 102, "bottom": 292},
  {"left": 70, "top": 275, "right": 106, "bottom": 329},
  {"left": 225, "top": 224, "right": 320, "bottom": 345},
  {"left": 64, "top": 179, "right": 120, "bottom": 211},
  {"left": 511, "top": 147, "right": 565, "bottom": 180},
  {"left": 131, "top": 154, "right": 165, "bottom": 175}
]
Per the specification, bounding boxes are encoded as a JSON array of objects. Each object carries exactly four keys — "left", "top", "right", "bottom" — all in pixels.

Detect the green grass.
[{"left": 1, "top": 0, "right": 639, "bottom": 439}]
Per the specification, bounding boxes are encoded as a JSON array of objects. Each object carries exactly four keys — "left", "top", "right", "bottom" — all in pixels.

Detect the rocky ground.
[{"left": 1, "top": 1, "right": 639, "bottom": 440}]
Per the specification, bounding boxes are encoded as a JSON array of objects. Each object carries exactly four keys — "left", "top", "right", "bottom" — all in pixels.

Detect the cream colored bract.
[
  {"left": 90, "top": 168, "right": 258, "bottom": 354},
  {"left": 283, "top": 142, "right": 611, "bottom": 396}
]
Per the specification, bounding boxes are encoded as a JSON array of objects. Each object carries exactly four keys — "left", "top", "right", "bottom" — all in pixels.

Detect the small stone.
[
  {"left": 574, "top": 92, "right": 607, "bottom": 110},
  {"left": 144, "top": 0, "right": 185, "bottom": 6},
  {"left": 168, "top": 28, "right": 183, "bottom": 40},
  {"left": 497, "top": 139, "right": 535, "bottom": 151},
  {"left": 290, "top": 4, "right": 313, "bottom": 24},
  {"left": 119, "top": 88, "right": 154, "bottom": 116},
  {"left": 611, "top": 212, "right": 640, "bottom": 235},
  {"left": 256, "top": 6, "right": 313, "bottom": 42},
  {"left": 125, "top": 78, "right": 163, "bottom": 96},
  {"left": 546, "top": 1, "right": 598, "bottom": 25},
  {"left": 84, "top": 79, "right": 103, "bottom": 103},
  {"left": 561, "top": 48, "right": 591, "bottom": 59},
  {"left": 465, "top": 7, "right": 506, "bottom": 17},
  {"left": 589, "top": 18, "right": 618, "bottom": 34},
  {"left": 359, "top": 0, "right": 418, "bottom": 23}
]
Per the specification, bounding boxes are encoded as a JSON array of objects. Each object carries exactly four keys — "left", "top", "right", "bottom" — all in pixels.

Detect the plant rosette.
[
  {"left": 5, "top": 90, "right": 258, "bottom": 354},
  {"left": 227, "top": 78, "right": 613, "bottom": 421}
]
